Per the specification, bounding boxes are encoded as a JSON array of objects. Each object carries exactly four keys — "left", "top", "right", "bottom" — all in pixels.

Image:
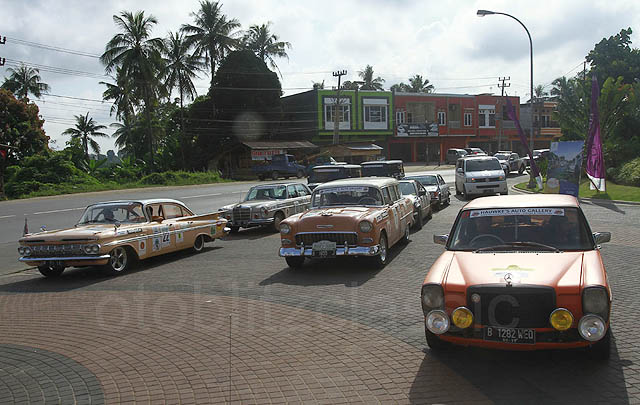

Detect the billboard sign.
[
  {"left": 251, "top": 149, "right": 285, "bottom": 161},
  {"left": 397, "top": 122, "right": 438, "bottom": 137},
  {"left": 544, "top": 141, "right": 584, "bottom": 197}
]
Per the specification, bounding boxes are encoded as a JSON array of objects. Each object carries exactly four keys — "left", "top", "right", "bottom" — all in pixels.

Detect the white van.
[{"left": 454, "top": 156, "right": 508, "bottom": 199}]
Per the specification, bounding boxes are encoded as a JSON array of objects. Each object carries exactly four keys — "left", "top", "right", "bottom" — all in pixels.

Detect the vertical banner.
[
  {"left": 505, "top": 98, "right": 543, "bottom": 189},
  {"left": 544, "top": 141, "right": 584, "bottom": 197},
  {"left": 585, "top": 76, "right": 606, "bottom": 191}
]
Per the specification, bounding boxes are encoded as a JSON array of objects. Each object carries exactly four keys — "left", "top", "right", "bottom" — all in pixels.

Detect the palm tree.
[
  {"left": 358, "top": 65, "right": 385, "bottom": 90},
  {"left": 1, "top": 63, "right": 50, "bottom": 100},
  {"left": 111, "top": 117, "right": 142, "bottom": 160},
  {"left": 242, "top": 22, "right": 291, "bottom": 74},
  {"left": 181, "top": 1, "right": 240, "bottom": 92},
  {"left": 408, "top": 75, "right": 434, "bottom": 93},
  {"left": 99, "top": 66, "right": 135, "bottom": 120},
  {"left": 534, "top": 84, "right": 549, "bottom": 101},
  {"left": 163, "top": 31, "right": 205, "bottom": 167},
  {"left": 62, "top": 113, "right": 108, "bottom": 162},
  {"left": 100, "top": 10, "right": 165, "bottom": 169}
]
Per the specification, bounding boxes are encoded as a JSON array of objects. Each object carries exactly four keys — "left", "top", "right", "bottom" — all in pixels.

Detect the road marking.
[
  {"left": 0, "top": 215, "right": 15, "bottom": 219},
  {"left": 32, "top": 207, "right": 85, "bottom": 215},
  {"left": 182, "top": 193, "right": 223, "bottom": 199}
]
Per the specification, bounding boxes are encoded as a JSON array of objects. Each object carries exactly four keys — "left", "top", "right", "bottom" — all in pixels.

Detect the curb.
[{"left": 510, "top": 184, "right": 640, "bottom": 206}]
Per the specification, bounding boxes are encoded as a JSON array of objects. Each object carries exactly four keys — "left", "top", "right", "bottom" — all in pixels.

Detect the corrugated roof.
[{"left": 242, "top": 141, "right": 318, "bottom": 150}]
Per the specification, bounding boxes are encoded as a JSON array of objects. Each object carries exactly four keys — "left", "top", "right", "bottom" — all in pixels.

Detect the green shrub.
[
  {"left": 140, "top": 172, "right": 165, "bottom": 185},
  {"left": 615, "top": 157, "right": 640, "bottom": 186}
]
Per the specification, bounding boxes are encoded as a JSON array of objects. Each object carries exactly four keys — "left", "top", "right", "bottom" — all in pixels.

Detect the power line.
[{"left": 5, "top": 36, "right": 101, "bottom": 58}]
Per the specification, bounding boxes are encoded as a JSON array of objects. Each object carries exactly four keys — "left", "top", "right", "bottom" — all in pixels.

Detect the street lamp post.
[{"left": 477, "top": 9, "right": 536, "bottom": 187}]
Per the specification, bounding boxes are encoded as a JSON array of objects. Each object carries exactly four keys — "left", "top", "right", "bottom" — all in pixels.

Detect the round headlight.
[
  {"left": 92, "top": 244, "right": 101, "bottom": 254},
  {"left": 280, "top": 223, "right": 291, "bottom": 234},
  {"left": 359, "top": 221, "right": 373, "bottom": 233},
  {"left": 83, "top": 245, "right": 92, "bottom": 254},
  {"left": 452, "top": 307, "right": 474, "bottom": 329},
  {"left": 426, "top": 310, "right": 450, "bottom": 335},
  {"left": 421, "top": 284, "right": 444, "bottom": 310},
  {"left": 550, "top": 308, "right": 574, "bottom": 331},
  {"left": 578, "top": 314, "right": 606, "bottom": 341},
  {"left": 24, "top": 247, "right": 31, "bottom": 256}
]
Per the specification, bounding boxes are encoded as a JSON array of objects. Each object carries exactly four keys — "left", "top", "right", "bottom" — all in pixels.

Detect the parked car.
[
  {"left": 252, "top": 154, "right": 306, "bottom": 180},
  {"left": 219, "top": 183, "right": 311, "bottom": 232},
  {"left": 422, "top": 194, "right": 612, "bottom": 359},
  {"left": 361, "top": 160, "right": 405, "bottom": 179},
  {"left": 304, "top": 155, "right": 346, "bottom": 175},
  {"left": 455, "top": 156, "right": 507, "bottom": 199},
  {"left": 523, "top": 149, "right": 551, "bottom": 168},
  {"left": 279, "top": 177, "right": 413, "bottom": 269},
  {"left": 307, "top": 164, "right": 361, "bottom": 191},
  {"left": 464, "top": 147, "right": 486, "bottom": 156},
  {"left": 18, "top": 199, "right": 229, "bottom": 277},
  {"left": 446, "top": 148, "right": 468, "bottom": 164},
  {"left": 398, "top": 179, "right": 432, "bottom": 230},
  {"left": 406, "top": 174, "right": 451, "bottom": 209},
  {"left": 494, "top": 152, "right": 526, "bottom": 174}
]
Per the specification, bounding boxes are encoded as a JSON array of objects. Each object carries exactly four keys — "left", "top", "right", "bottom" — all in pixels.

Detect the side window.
[
  {"left": 295, "top": 184, "right": 309, "bottom": 196},
  {"left": 382, "top": 187, "right": 392, "bottom": 205},
  {"left": 389, "top": 186, "right": 400, "bottom": 202},
  {"left": 163, "top": 204, "right": 184, "bottom": 219},
  {"left": 287, "top": 185, "right": 298, "bottom": 198},
  {"left": 147, "top": 204, "right": 163, "bottom": 220}
]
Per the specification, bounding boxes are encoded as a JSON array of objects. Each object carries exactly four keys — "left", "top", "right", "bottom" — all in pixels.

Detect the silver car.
[
  {"left": 219, "top": 183, "right": 312, "bottom": 232},
  {"left": 399, "top": 179, "right": 432, "bottom": 230},
  {"left": 406, "top": 174, "right": 451, "bottom": 209},
  {"left": 454, "top": 156, "right": 507, "bottom": 199}
]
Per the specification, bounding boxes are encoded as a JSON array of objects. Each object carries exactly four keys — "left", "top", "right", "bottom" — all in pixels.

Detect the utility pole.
[
  {"left": 497, "top": 76, "right": 510, "bottom": 152},
  {"left": 332, "top": 70, "right": 347, "bottom": 145}
]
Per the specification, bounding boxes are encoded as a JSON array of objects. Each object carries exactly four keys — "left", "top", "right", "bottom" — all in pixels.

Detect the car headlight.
[
  {"left": 452, "top": 307, "right": 473, "bottom": 329},
  {"left": 426, "top": 310, "right": 450, "bottom": 335},
  {"left": 499, "top": 174, "right": 506, "bottom": 180},
  {"left": 280, "top": 223, "right": 291, "bottom": 234},
  {"left": 359, "top": 220, "right": 373, "bottom": 233},
  {"left": 578, "top": 314, "right": 607, "bottom": 341},
  {"left": 18, "top": 246, "right": 32, "bottom": 256},
  {"left": 83, "top": 244, "right": 100, "bottom": 254},
  {"left": 421, "top": 284, "right": 444, "bottom": 313},
  {"left": 583, "top": 287, "right": 609, "bottom": 320},
  {"left": 550, "top": 308, "right": 574, "bottom": 331}
]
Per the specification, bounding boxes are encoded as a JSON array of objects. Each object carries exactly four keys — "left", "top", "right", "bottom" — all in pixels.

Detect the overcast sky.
[{"left": 2, "top": 0, "right": 639, "bottom": 153}]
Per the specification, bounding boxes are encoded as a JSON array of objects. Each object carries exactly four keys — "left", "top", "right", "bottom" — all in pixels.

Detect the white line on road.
[
  {"left": 32, "top": 207, "right": 85, "bottom": 215},
  {"left": 0, "top": 215, "right": 16, "bottom": 219}
]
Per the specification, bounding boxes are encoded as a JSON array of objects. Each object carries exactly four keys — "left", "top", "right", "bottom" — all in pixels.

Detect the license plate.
[
  {"left": 483, "top": 326, "right": 535, "bottom": 344},
  {"left": 312, "top": 241, "right": 336, "bottom": 257}
]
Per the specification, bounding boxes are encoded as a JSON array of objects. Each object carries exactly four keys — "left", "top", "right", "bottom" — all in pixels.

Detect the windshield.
[
  {"left": 312, "top": 186, "right": 383, "bottom": 207},
  {"left": 448, "top": 207, "right": 594, "bottom": 251},
  {"left": 245, "top": 185, "right": 287, "bottom": 201},
  {"left": 409, "top": 175, "right": 437, "bottom": 186},
  {"left": 466, "top": 159, "right": 502, "bottom": 171},
  {"left": 78, "top": 202, "right": 146, "bottom": 224},
  {"left": 494, "top": 154, "right": 509, "bottom": 160},
  {"left": 309, "top": 168, "right": 344, "bottom": 183},
  {"left": 398, "top": 182, "right": 417, "bottom": 196},
  {"left": 362, "top": 163, "right": 401, "bottom": 177}
]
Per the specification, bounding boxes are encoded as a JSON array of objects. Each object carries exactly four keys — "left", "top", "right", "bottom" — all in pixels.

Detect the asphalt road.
[{"left": 0, "top": 169, "right": 455, "bottom": 275}]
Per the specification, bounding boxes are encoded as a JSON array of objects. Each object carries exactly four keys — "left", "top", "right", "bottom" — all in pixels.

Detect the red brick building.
[{"left": 389, "top": 92, "right": 521, "bottom": 163}]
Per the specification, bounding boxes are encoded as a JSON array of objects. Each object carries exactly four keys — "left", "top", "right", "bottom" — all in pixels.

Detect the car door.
[
  {"left": 295, "top": 184, "right": 312, "bottom": 212},
  {"left": 286, "top": 184, "right": 301, "bottom": 215},
  {"left": 437, "top": 174, "right": 448, "bottom": 201},
  {"left": 415, "top": 182, "right": 428, "bottom": 217},
  {"left": 380, "top": 187, "right": 399, "bottom": 243},
  {"left": 145, "top": 203, "right": 173, "bottom": 256},
  {"left": 387, "top": 185, "right": 406, "bottom": 245},
  {"left": 163, "top": 203, "right": 190, "bottom": 251},
  {"left": 455, "top": 159, "right": 464, "bottom": 190}
]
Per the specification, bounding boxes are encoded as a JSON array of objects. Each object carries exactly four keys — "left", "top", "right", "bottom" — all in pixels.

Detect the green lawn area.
[{"left": 515, "top": 179, "right": 640, "bottom": 202}]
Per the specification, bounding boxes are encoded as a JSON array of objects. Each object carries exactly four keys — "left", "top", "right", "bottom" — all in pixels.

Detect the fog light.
[
  {"left": 550, "top": 308, "right": 574, "bottom": 331},
  {"left": 452, "top": 307, "right": 473, "bottom": 329},
  {"left": 426, "top": 310, "right": 450, "bottom": 335},
  {"left": 579, "top": 314, "right": 606, "bottom": 341}
]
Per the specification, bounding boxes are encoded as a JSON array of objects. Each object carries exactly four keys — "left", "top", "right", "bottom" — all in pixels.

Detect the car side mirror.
[
  {"left": 456, "top": 168, "right": 463, "bottom": 173},
  {"left": 593, "top": 232, "right": 611, "bottom": 244},
  {"left": 433, "top": 234, "right": 448, "bottom": 246}
]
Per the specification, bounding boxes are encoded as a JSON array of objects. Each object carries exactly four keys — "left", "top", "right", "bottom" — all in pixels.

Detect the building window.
[
  {"left": 324, "top": 97, "right": 350, "bottom": 130},
  {"left": 464, "top": 112, "right": 472, "bottom": 126},
  {"left": 407, "top": 112, "right": 413, "bottom": 123},
  {"left": 363, "top": 98, "right": 388, "bottom": 129},
  {"left": 396, "top": 110, "right": 406, "bottom": 125},
  {"left": 478, "top": 108, "right": 495, "bottom": 128},
  {"left": 437, "top": 111, "right": 446, "bottom": 126}
]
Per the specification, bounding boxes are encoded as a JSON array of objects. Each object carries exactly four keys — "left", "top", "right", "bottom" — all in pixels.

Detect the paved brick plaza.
[{"left": 1, "top": 192, "right": 639, "bottom": 404}]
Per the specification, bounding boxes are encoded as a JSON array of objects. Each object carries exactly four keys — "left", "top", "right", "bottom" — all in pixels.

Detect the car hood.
[
  {"left": 444, "top": 251, "right": 583, "bottom": 293},
  {"left": 220, "top": 200, "right": 281, "bottom": 211},
  {"left": 293, "top": 206, "right": 375, "bottom": 229},
  {"left": 19, "top": 224, "right": 140, "bottom": 243},
  {"left": 465, "top": 170, "right": 505, "bottom": 178}
]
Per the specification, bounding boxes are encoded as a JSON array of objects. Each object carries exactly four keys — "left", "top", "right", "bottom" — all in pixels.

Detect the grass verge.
[{"left": 515, "top": 179, "right": 640, "bottom": 202}]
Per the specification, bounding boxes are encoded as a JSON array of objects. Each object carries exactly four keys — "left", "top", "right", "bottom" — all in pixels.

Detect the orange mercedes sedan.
[{"left": 422, "top": 194, "right": 612, "bottom": 358}]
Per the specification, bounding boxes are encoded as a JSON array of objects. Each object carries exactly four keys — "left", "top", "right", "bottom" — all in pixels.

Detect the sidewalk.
[{"left": 404, "top": 163, "right": 454, "bottom": 173}]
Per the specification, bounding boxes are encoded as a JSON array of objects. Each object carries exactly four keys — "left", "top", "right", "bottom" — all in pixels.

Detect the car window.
[
  {"left": 245, "top": 185, "right": 287, "bottom": 200},
  {"left": 287, "top": 185, "right": 298, "bottom": 198},
  {"left": 382, "top": 187, "right": 392, "bottom": 205},
  {"left": 295, "top": 184, "right": 309, "bottom": 196},
  {"left": 163, "top": 204, "right": 184, "bottom": 219},
  {"left": 146, "top": 203, "right": 163, "bottom": 220},
  {"left": 79, "top": 202, "right": 146, "bottom": 224},
  {"left": 398, "top": 182, "right": 416, "bottom": 196},
  {"left": 389, "top": 185, "right": 400, "bottom": 201},
  {"left": 465, "top": 159, "right": 502, "bottom": 171},
  {"left": 311, "top": 186, "right": 383, "bottom": 207}
]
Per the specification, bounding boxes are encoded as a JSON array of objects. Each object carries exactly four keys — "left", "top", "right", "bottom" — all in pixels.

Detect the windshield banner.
[
  {"left": 469, "top": 208, "right": 565, "bottom": 217},
  {"left": 544, "top": 141, "right": 584, "bottom": 197},
  {"left": 319, "top": 186, "right": 369, "bottom": 193}
]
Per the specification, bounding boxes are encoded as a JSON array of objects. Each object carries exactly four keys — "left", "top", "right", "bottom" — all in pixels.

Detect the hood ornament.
[
  {"left": 504, "top": 273, "right": 513, "bottom": 287},
  {"left": 320, "top": 211, "right": 333, "bottom": 217}
]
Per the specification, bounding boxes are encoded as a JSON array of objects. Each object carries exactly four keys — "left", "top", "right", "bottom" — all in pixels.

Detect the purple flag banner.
[
  {"left": 505, "top": 98, "right": 543, "bottom": 189},
  {"left": 585, "top": 76, "right": 606, "bottom": 191}
]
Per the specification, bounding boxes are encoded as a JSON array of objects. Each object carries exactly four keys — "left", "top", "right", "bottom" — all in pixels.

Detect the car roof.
[
  {"left": 463, "top": 194, "right": 580, "bottom": 210},
  {"left": 89, "top": 198, "right": 187, "bottom": 207},
  {"left": 361, "top": 160, "right": 403, "bottom": 165},
  {"left": 313, "top": 164, "right": 361, "bottom": 169},
  {"left": 314, "top": 177, "right": 398, "bottom": 190},
  {"left": 459, "top": 155, "right": 498, "bottom": 161}
]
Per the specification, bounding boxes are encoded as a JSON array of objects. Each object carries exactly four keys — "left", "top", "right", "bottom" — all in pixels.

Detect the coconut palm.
[
  {"left": 408, "top": 75, "right": 434, "bottom": 93},
  {"left": 99, "top": 67, "right": 135, "bottom": 120},
  {"left": 62, "top": 113, "right": 108, "bottom": 162},
  {"left": 1, "top": 63, "right": 50, "bottom": 100},
  {"left": 242, "top": 22, "right": 290, "bottom": 74},
  {"left": 534, "top": 84, "right": 549, "bottom": 101},
  {"left": 358, "top": 65, "right": 385, "bottom": 90},
  {"left": 111, "top": 117, "right": 142, "bottom": 160},
  {"left": 181, "top": 1, "right": 241, "bottom": 92},
  {"left": 100, "top": 10, "right": 165, "bottom": 169}
]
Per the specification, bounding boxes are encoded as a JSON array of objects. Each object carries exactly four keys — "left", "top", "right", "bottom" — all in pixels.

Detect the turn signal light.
[
  {"left": 452, "top": 307, "right": 474, "bottom": 329},
  {"left": 550, "top": 308, "right": 574, "bottom": 331}
]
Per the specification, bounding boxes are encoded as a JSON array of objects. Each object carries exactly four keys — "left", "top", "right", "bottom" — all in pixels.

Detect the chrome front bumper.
[
  {"left": 19, "top": 255, "right": 111, "bottom": 262},
  {"left": 229, "top": 218, "right": 274, "bottom": 228},
  {"left": 279, "top": 244, "right": 381, "bottom": 257}
]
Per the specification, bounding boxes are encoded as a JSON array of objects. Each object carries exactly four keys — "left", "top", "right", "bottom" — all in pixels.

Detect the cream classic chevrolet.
[
  {"left": 219, "top": 183, "right": 312, "bottom": 232},
  {"left": 279, "top": 177, "right": 414, "bottom": 269},
  {"left": 18, "top": 199, "right": 229, "bottom": 277}
]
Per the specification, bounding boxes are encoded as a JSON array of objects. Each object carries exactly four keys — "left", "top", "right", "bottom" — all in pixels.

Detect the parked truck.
[{"left": 252, "top": 154, "right": 307, "bottom": 180}]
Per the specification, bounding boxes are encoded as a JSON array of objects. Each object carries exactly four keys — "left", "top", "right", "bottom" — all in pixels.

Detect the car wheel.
[
  {"left": 230, "top": 226, "right": 240, "bottom": 234},
  {"left": 371, "top": 232, "right": 388, "bottom": 269},
  {"left": 296, "top": 170, "right": 304, "bottom": 179},
  {"left": 104, "top": 246, "right": 132, "bottom": 276},
  {"left": 285, "top": 256, "right": 305, "bottom": 269},
  {"left": 455, "top": 184, "right": 461, "bottom": 196},
  {"left": 38, "top": 264, "right": 65, "bottom": 278},
  {"left": 446, "top": 195, "right": 451, "bottom": 205},
  {"left": 462, "top": 185, "right": 469, "bottom": 200},
  {"left": 272, "top": 211, "right": 285, "bottom": 232},
  {"left": 192, "top": 234, "right": 205, "bottom": 253},
  {"left": 502, "top": 188, "right": 509, "bottom": 196},
  {"left": 588, "top": 329, "right": 611, "bottom": 360},
  {"left": 425, "top": 329, "right": 450, "bottom": 351},
  {"left": 401, "top": 225, "right": 410, "bottom": 244},
  {"left": 271, "top": 171, "right": 279, "bottom": 180}
]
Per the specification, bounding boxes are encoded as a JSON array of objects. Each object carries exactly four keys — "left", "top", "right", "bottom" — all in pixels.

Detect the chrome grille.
[
  {"left": 29, "top": 244, "right": 86, "bottom": 257},
  {"left": 295, "top": 233, "right": 358, "bottom": 246},
  {"left": 232, "top": 207, "right": 251, "bottom": 222}
]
